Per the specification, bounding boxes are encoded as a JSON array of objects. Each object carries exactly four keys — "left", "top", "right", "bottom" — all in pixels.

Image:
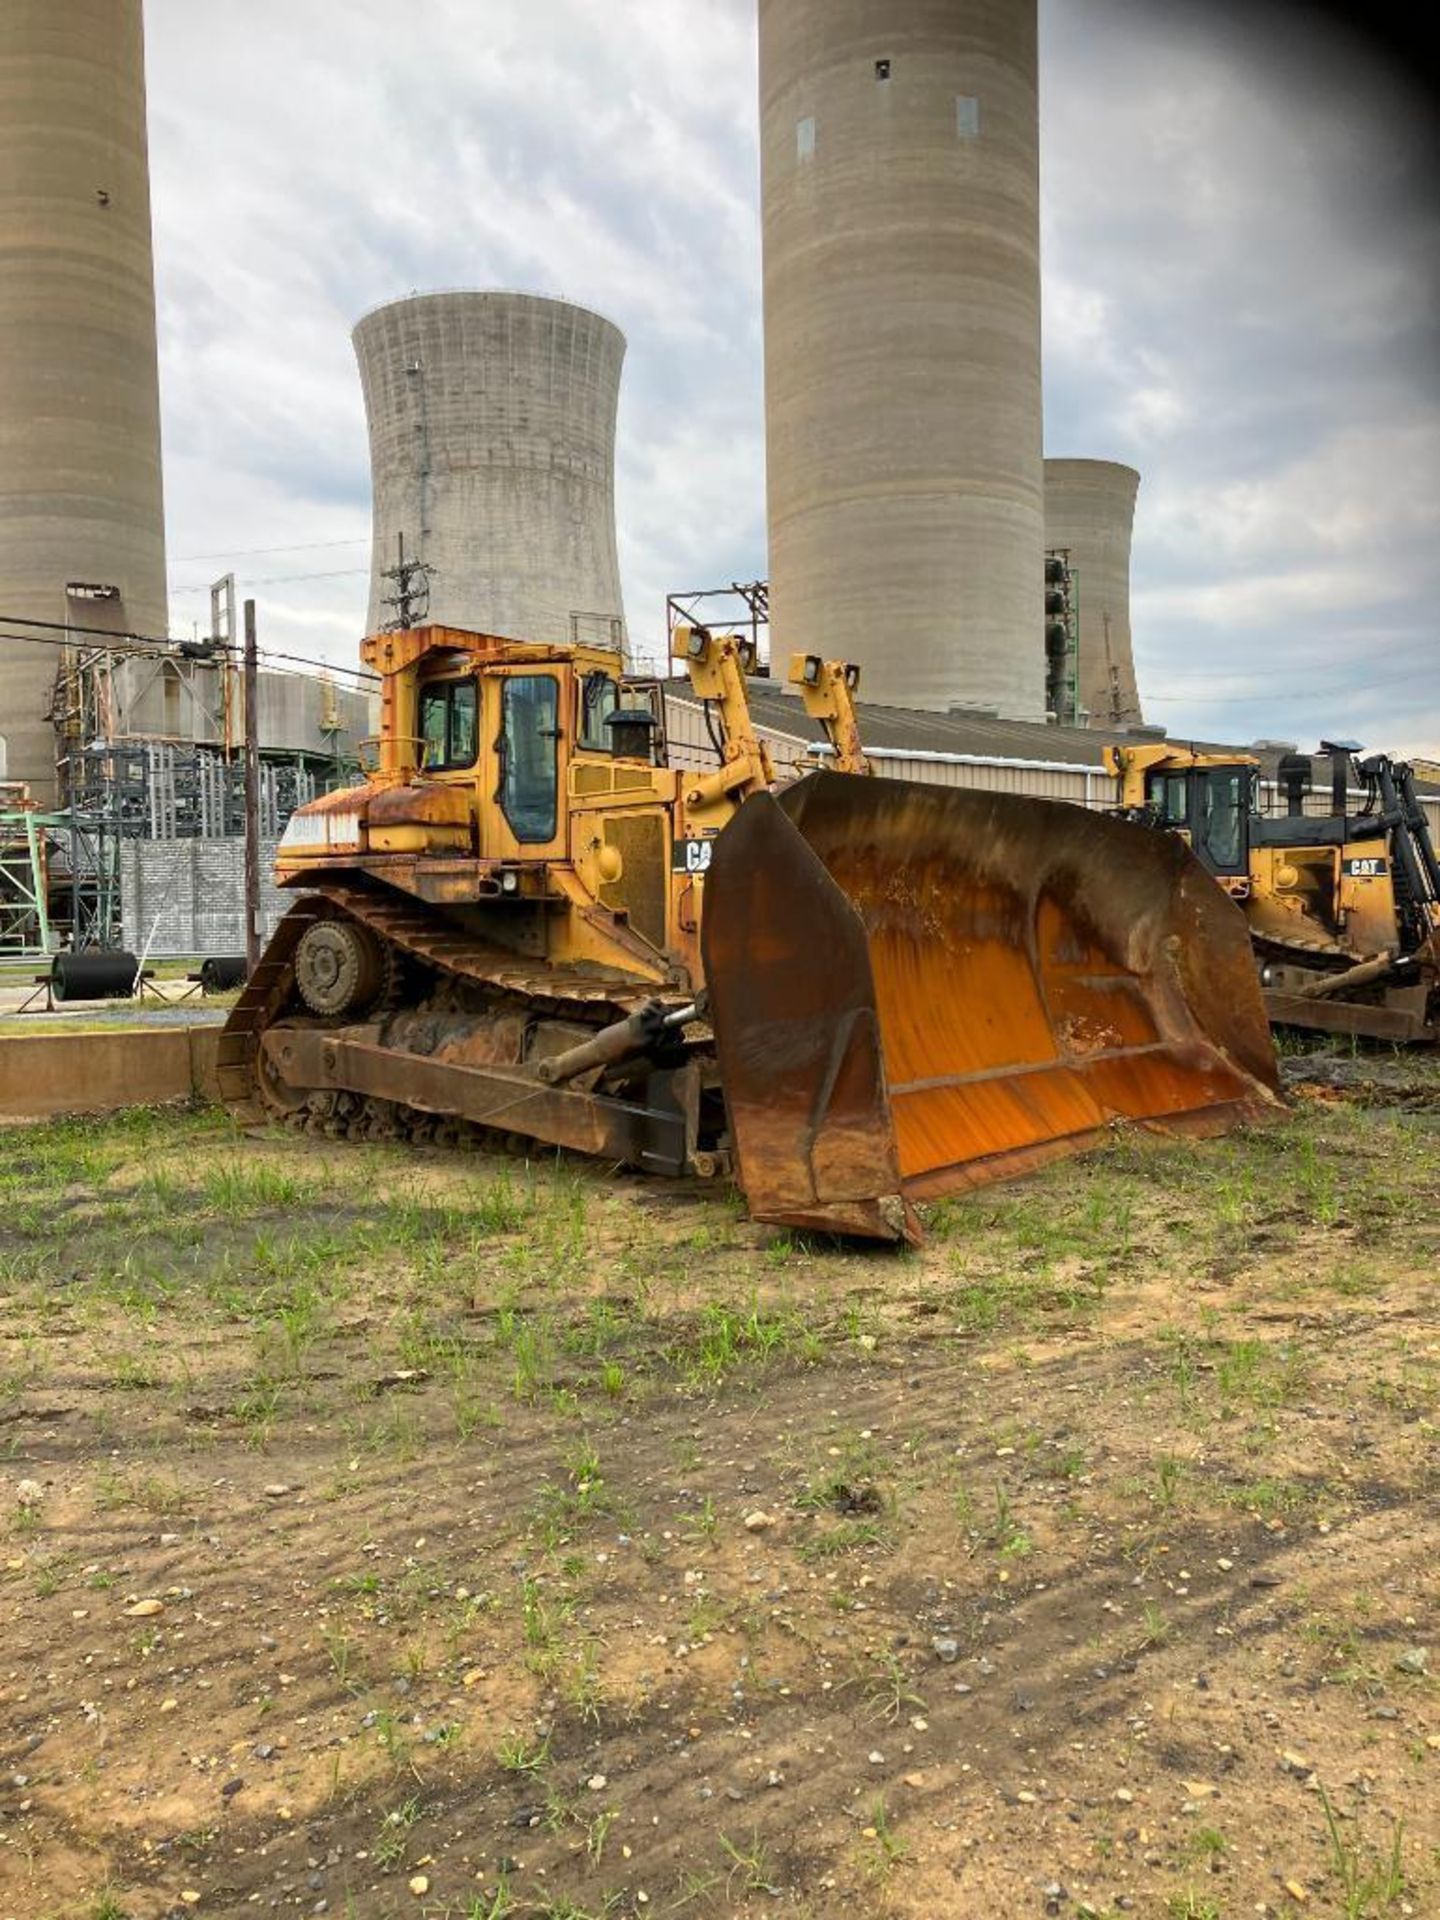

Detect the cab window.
[
  {"left": 500, "top": 674, "right": 559, "bottom": 842},
  {"left": 577, "top": 671, "right": 618, "bottom": 751},
  {"left": 418, "top": 678, "right": 478, "bottom": 770},
  {"left": 1197, "top": 770, "right": 1246, "bottom": 872},
  {"left": 1147, "top": 773, "right": 1189, "bottom": 826}
]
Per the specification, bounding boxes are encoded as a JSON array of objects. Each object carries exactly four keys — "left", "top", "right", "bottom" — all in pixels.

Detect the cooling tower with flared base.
[
  {"left": 353, "top": 293, "right": 628, "bottom": 651},
  {"left": 759, "top": 0, "right": 1044, "bottom": 718},
  {"left": 1044, "top": 459, "right": 1143, "bottom": 727},
  {"left": 0, "top": 0, "right": 169, "bottom": 802}
]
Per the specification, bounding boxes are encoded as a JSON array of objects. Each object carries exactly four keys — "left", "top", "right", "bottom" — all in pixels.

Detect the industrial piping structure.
[
  {"left": 0, "top": 0, "right": 169, "bottom": 803},
  {"left": 353, "top": 292, "right": 628, "bottom": 653},
  {"left": 1043, "top": 458, "right": 1143, "bottom": 727},
  {"left": 758, "top": 0, "right": 1045, "bottom": 718}
]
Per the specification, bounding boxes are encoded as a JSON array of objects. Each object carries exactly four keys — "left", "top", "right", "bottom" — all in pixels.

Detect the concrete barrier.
[{"left": 0, "top": 1025, "right": 224, "bottom": 1120}]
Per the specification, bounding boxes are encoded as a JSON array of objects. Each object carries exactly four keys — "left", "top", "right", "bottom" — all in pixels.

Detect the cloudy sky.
[{"left": 144, "top": 0, "right": 1438, "bottom": 753}]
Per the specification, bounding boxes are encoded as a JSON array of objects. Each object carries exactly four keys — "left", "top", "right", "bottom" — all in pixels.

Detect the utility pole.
[
  {"left": 243, "top": 598, "right": 260, "bottom": 975},
  {"left": 380, "top": 532, "right": 431, "bottom": 630}
]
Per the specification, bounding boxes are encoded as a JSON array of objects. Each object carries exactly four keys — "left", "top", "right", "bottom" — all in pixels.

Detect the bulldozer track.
[{"left": 217, "top": 881, "right": 703, "bottom": 1139}]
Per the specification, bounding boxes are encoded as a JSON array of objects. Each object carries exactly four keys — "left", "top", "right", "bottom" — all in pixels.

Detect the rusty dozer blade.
[{"left": 702, "top": 771, "right": 1281, "bottom": 1243}]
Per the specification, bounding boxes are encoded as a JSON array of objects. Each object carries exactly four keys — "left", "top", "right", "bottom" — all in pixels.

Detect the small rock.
[
  {"left": 1394, "top": 1647, "right": 1428, "bottom": 1676},
  {"left": 510, "top": 1804, "right": 543, "bottom": 1828},
  {"left": 124, "top": 1598, "right": 165, "bottom": 1618},
  {"left": 160, "top": 1698, "right": 178, "bottom": 1714},
  {"left": 932, "top": 1636, "right": 960, "bottom": 1664},
  {"left": 1279, "top": 1750, "right": 1311, "bottom": 1776},
  {"left": 1114, "top": 1787, "right": 1134, "bottom": 1804},
  {"left": 743, "top": 1510, "right": 773, "bottom": 1532},
  {"left": 903, "top": 1772, "right": 925, "bottom": 1788},
  {"left": 587, "top": 1773, "right": 608, "bottom": 1791},
  {"left": 868, "top": 1750, "right": 885, "bottom": 1765},
  {"left": 1283, "top": 1878, "right": 1308, "bottom": 1903},
  {"left": 263, "top": 1483, "right": 291, "bottom": 1499},
  {"left": 160, "top": 1532, "right": 180, "bottom": 1547},
  {"left": 180, "top": 1894, "right": 201, "bottom": 1909},
  {"left": 407, "top": 1875, "right": 429, "bottom": 1897},
  {"left": 16, "top": 1480, "right": 44, "bottom": 1508},
  {"left": 220, "top": 1777, "right": 244, "bottom": 1799},
  {"left": 1182, "top": 1780, "right": 1216, "bottom": 1798}
]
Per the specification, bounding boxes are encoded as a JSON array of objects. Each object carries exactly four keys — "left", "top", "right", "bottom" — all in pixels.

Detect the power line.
[
  {"left": 1146, "top": 661, "right": 1440, "bottom": 706},
  {"left": 167, "top": 536, "right": 368, "bottom": 565},
  {"left": 0, "top": 612, "right": 379, "bottom": 684},
  {"left": 170, "top": 567, "right": 370, "bottom": 594}
]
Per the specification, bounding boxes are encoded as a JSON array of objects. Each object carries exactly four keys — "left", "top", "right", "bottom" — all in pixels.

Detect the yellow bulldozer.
[
  {"left": 1105, "top": 740, "right": 1440, "bottom": 1044},
  {"left": 219, "top": 623, "right": 1279, "bottom": 1241}
]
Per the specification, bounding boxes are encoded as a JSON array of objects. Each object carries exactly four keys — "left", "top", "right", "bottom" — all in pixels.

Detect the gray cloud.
[{"left": 147, "top": 0, "right": 1437, "bottom": 753}]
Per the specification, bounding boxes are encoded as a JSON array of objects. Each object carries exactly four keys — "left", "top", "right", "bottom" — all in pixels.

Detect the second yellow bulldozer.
[
  {"left": 219, "top": 623, "right": 1279, "bottom": 1240},
  {"left": 1106, "top": 740, "right": 1440, "bottom": 1044}
]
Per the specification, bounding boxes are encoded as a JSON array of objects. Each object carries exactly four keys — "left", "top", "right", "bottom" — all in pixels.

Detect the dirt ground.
[{"left": 1, "top": 1057, "right": 1436, "bottom": 1919}]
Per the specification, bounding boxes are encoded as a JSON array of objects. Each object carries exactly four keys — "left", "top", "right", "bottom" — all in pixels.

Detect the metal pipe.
[
  {"left": 243, "top": 599, "right": 260, "bottom": 973},
  {"left": 51, "top": 950, "right": 139, "bottom": 1001},
  {"left": 199, "top": 955, "right": 249, "bottom": 993},
  {"left": 1294, "top": 951, "right": 1395, "bottom": 999},
  {"left": 534, "top": 1000, "right": 696, "bottom": 1086}
]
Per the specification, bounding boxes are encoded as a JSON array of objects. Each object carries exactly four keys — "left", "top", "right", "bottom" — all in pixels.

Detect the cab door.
[
  {"left": 484, "top": 667, "right": 567, "bottom": 860},
  {"left": 1193, "top": 768, "right": 1251, "bottom": 878}
]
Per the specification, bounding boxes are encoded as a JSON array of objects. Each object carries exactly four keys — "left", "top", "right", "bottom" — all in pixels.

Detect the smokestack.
[
  {"left": 352, "top": 292, "right": 627, "bottom": 651},
  {"left": 1043, "top": 459, "right": 1143, "bottom": 727},
  {"left": 758, "top": 0, "right": 1044, "bottom": 717},
  {"left": 0, "top": 0, "right": 169, "bottom": 801}
]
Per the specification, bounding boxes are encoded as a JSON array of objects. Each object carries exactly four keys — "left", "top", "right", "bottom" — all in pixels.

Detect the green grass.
[{"left": 1320, "top": 1784, "right": 1408, "bottom": 1918}]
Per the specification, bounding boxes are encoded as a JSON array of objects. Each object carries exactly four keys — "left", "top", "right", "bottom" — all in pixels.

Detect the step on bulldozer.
[
  {"left": 1106, "top": 740, "right": 1440, "bottom": 1045},
  {"left": 219, "top": 624, "right": 1279, "bottom": 1241}
]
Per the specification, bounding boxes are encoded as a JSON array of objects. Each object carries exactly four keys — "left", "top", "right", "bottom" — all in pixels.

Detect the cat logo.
[
  {"left": 1343, "top": 856, "right": 1387, "bottom": 878},
  {"left": 671, "top": 836, "right": 715, "bottom": 876}
]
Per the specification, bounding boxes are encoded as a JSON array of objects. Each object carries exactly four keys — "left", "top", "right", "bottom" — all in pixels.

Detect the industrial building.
[
  {"left": 759, "top": 0, "right": 1045, "bottom": 718},
  {"left": 664, "top": 674, "right": 1440, "bottom": 843},
  {"left": 0, "top": 0, "right": 169, "bottom": 805},
  {"left": 353, "top": 292, "right": 628, "bottom": 651},
  {"left": 1044, "top": 458, "right": 1144, "bottom": 726},
  {"left": 1, "top": 629, "right": 378, "bottom": 958}
]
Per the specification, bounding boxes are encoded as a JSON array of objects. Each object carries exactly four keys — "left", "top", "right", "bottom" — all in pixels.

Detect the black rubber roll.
[
  {"left": 50, "top": 951, "right": 141, "bottom": 1002},
  {"left": 199, "top": 955, "right": 249, "bottom": 994}
]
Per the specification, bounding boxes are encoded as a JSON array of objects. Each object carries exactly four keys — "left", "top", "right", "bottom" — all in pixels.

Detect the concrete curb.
[{"left": 0, "top": 1026, "right": 223, "bottom": 1119}]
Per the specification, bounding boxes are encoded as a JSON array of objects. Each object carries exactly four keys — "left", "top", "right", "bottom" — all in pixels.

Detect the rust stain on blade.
[{"left": 703, "top": 772, "right": 1279, "bottom": 1242}]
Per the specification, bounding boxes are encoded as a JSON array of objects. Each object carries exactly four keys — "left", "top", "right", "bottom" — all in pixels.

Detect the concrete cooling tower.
[
  {"left": 353, "top": 293, "right": 628, "bottom": 650},
  {"left": 759, "top": 0, "right": 1044, "bottom": 717},
  {"left": 1043, "top": 459, "right": 1143, "bottom": 727},
  {"left": 0, "top": 0, "right": 169, "bottom": 802}
]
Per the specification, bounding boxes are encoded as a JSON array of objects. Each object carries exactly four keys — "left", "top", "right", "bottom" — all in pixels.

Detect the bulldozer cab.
[
  {"left": 1143, "top": 761, "right": 1255, "bottom": 881},
  {"left": 408, "top": 650, "right": 665, "bottom": 864}
]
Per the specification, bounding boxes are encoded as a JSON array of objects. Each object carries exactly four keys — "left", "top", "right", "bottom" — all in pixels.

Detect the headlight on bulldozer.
[
  {"left": 500, "top": 869, "right": 519, "bottom": 893},
  {"left": 278, "top": 806, "right": 363, "bottom": 852}
]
